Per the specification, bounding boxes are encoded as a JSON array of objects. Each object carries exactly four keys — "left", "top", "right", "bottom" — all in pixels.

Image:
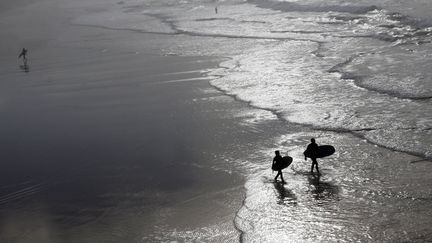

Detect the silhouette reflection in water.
[
  {"left": 20, "top": 64, "right": 30, "bottom": 73},
  {"left": 274, "top": 181, "right": 297, "bottom": 206},
  {"left": 307, "top": 174, "right": 339, "bottom": 201}
]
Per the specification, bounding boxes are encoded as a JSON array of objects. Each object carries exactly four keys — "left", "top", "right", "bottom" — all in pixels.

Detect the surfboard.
[
  {"left": 304, "top": 145, "right": 335, "bottom": 158},
  {"left": 272, "top": 156, "right": 293, "bottom": 171}
]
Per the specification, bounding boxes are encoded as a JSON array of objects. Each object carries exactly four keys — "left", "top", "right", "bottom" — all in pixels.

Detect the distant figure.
[
  {"left": 18, "top": 48, "right": 28, "bottom": 64},
  {"left": 272, "top": 150, "right": 285, "bottom": 183},
  {"left": 305, "top": 138, "right": 320, "bottom": 174},
  {"left": 215, "top": 6, "right": 218, "bottom": 14}
]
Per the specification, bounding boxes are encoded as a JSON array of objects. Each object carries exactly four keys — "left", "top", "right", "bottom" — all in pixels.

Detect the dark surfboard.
[
  {"left": 272, "top": 156, "right": 293, "bottom": 171},
  {"left": 304, "top": 145, "right": 335, "bottom": 158}
]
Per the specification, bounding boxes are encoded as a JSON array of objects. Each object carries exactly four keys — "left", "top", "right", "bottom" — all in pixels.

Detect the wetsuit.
[
  {"left": 307, "top": 142, "right": 319, "bottom": 173},
  {"left": 273, "top": 155, "right": 285, "bottom": 182}
]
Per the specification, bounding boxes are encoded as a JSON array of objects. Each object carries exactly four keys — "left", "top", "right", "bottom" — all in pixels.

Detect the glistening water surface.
[
  {"left": 6, "top": 0, "right": 432, "bottom": 241},
  {"left": 171, "top": 0, "right": 431, "bottom": 241},
  {"left": 83, "top": 0, "right": 432, "bottom": 159},
  {"left": 76, "top": 0, "right": 432, "bottom": 241}
]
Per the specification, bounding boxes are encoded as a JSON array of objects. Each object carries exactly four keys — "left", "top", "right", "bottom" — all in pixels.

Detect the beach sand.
[
  {"left": 0, "top": 0, "right": 257, "bottom": 241},
  {"left": 2, "top": 0, "right": 432, "bottom": 242}
]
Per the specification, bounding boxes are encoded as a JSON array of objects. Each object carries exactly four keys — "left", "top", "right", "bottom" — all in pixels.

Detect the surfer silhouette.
[
  {"left": 18, "top": 48, "right": 28, "bottom": 65},
  {"left": 272, "top": 150, "right": 285, "bottom": 183},
  {"left": 305, "top": 138, "right": 320, "bottom": 174}
]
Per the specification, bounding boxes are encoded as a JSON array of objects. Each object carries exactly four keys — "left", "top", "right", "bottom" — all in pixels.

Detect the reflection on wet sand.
[
  {"left": 19, "top": 64, "right": 29, "bottom": 73},
  {"left": 307, "top": 174, "right": 339, "bottom": 202},
  {"left": 273, "top": 182, "right": 297, "bottom": 206}
]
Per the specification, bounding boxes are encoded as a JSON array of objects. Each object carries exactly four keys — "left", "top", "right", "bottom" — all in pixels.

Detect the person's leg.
[
  {"left": 310, "top": 162, "right": 314, "bottom": 173},
  {"left": 279, "top": 170, "right": 285, "bottom": 183},
  {"left": 274, "top": 171, "right": 280, "bottom": 181},
  {"left": 312, "top": 158, "right": 319, "bottom": 174}
]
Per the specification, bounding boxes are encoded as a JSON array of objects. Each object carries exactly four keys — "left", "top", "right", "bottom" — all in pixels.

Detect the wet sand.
[
  {"left": 3, "top": 0, "right": 432, "bottom": 242},
  {"left": 0, "top": 0, "right": 253, "bottom": 241}
]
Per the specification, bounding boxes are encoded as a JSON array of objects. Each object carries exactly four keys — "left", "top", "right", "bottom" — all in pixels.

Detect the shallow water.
[
  {"left": 102, "top": 0, "right": 432, "bottom": 241},
  {"left": 3, "top": 0, "right": 432, "bottom": 241},
  {"left": 88, "top": 0, "right": 432, "bottom": 159}
]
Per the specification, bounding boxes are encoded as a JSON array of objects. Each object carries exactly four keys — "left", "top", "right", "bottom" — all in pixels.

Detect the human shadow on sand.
[
  {"left": 307, "top": 174, "right": 339, "bottom": 202},
  {"left": 273, "top": 181, "right": 297, "bottom": 206}
]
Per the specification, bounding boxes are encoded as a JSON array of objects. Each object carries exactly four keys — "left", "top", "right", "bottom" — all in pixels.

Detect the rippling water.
[{"left": 77, "top": 0, "right": 432, "bottom": 241}]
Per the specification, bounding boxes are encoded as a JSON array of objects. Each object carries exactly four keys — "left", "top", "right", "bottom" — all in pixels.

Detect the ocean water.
[
  {"left": 89, "top": 0, "right": 432, "bottom": 158},
  {"left": 55, "top": 0, "right": 432, "bottom": 241}
]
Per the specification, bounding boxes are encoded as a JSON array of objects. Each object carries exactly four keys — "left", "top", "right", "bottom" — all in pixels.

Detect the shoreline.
[
  {"left": 0, "top": 1, "right": 252, "bottom": 241},
  {"left": 3, "top": 0, "right": 432, "bottom": 241},
  {"left": 210, "top": 67, "right": 431, "bottom": 165}
]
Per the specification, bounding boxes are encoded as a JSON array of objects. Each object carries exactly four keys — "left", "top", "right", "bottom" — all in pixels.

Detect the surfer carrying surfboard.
[
  {"left": 305, "top": 138, "right": 320, "bottom": 174},
  {"left": 272, "top": 150, "right": 286, "bottom": 183},
  {"left": 304, "top": 139, "right": 336, "bottom": 174}
]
